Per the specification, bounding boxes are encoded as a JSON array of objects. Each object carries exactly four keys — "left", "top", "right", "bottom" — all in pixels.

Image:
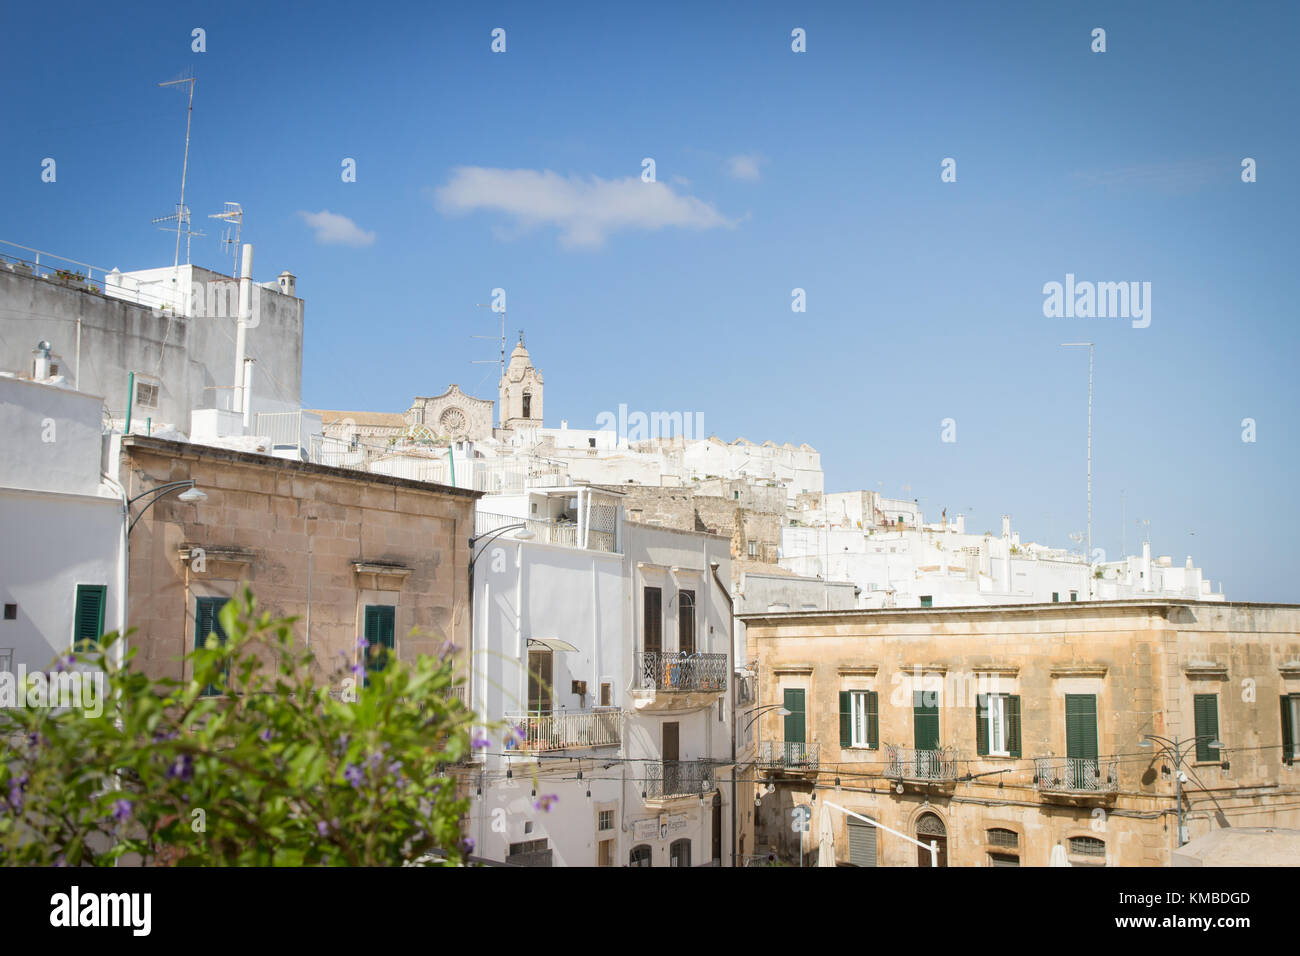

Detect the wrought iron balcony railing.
[
  {"left": 637, "top": 652, "right": 728, "bottom": 693},
  {"left": 884, "top": 745, "right": 961, "bottom": 782},
  {"left": 644, "top": 759, "right": 717, "bottom": 799},
  {"left": 504, "top": 708, "right": 623, "bottom": 752},
  {"left": 1034, "top": 756, "right": 1119, "bottom": 794},
  {"left": 758, "top": 740, "right": 821, "bottom": 771}
]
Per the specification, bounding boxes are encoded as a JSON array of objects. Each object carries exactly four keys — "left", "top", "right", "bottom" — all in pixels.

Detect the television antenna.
[
  {"left": 154, "top": 74, "right": 204, "bottom": 268},
  {"left": 472, "top": 302, "right": 507, "bottom": 418},
  {"left": 208, "top": 202, "right": 244, "bottom": 277}
]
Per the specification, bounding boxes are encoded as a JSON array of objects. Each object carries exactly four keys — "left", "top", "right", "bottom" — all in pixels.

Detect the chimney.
[
  {"left": 278, "top": 271, "right": 296, "bottom": 297},
  {"left": 234, "top": 244, "right": 254, "bottom": 416},
  {"left": 32, "top": 340, "right": 52, "bottom": 379}
]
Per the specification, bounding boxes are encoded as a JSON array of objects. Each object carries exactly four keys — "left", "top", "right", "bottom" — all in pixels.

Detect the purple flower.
[
  {"left": 471, "top": 731, "right": 490, "bottom": 750},
  {"left": 356, "top": 636, "right": 369, "bottom": 650},
  {"left": 111, "top": 798, "right": 133, "bottom": 823},
  {"left": 316, "top": 820, "right": 329, "bottom": 837},
  {"left": 459, "top": 836, "right": 475, "bottom": 855},
  {"left": 165, "top": 753, "right": 194, "bottom": 782},
  {"left": 259, "top": 728, "right": 274, "bottom": 743},
  {"left": 386, "top": 760, "right": 403, "bottom": 776},
  {"left": 344, "top": 764, "right": 364, "bottom": 788},
  {"left": 26, "top": 732, "right": 44, "bottom": 751},
  {"left": 533, "top": 793, "right": 558, "bottom": 812},
  {"left": 438, "top": 639, "right": 456, "bottom": 659}
]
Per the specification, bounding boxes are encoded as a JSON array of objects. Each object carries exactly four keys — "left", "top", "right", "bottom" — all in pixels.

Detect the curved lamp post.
[
  {"left": 127, "top": 480, "right": 207, "bottom": 535},
  {"left": 1140, "top": 732, "right": 1223, "bottom": 847},
  {"left": 465, "top": 521, "right": 535, "bottom": 716}
]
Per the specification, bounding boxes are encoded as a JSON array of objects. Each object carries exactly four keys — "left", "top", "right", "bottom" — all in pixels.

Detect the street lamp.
[
  {"left": 1140, "top": 733, "right": 1223, "bottom": 847},
  {"left": 127, "top": 480, "right": 207, "bottom": 534},
  {"left": 469, "top": 521, "right": 535, "bottom": 566},
  {"left": 742, "top": 703, "right": 791, "bottom": 734}
]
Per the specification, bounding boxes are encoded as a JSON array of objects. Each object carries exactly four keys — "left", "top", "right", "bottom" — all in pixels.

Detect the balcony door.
[
  {"left": 915, "top": 813, "right": 947, "bottom": 867},
  {"left": 528, "top": 648, "right": 553, "bottom": 714},
  {"left": 1065, "top": 693, "right": 1099, "bottom": 788},
  {"left": 662, "top": 721, "right": 680, "bottom": 794},
  {"left": 783, "top": 688, "right": 806, "bottom": 763}
]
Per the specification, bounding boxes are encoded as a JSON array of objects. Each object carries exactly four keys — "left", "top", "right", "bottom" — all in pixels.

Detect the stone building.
[
  {"left": 740, "top": 600, "right": 1300, "bottom": 866},
  {"left": 498, "top": 335, "right": 542, "bottom": 434},
  {"left": 121, "top": 435, "right": 480, "bottom": 687}
]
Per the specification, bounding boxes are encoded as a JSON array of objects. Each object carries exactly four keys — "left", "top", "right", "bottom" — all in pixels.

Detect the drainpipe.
[
  {"left": 233, "top": 243, "right": 253, "bottom": 416},
  {"left": 125, "top": 371, "right": 134, "bottom": 435},
  {"left": 710, "top": 558, "right": 737, "bottom": 867}
]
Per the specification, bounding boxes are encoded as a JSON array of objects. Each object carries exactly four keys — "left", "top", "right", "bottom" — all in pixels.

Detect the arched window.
[
  {"left": 522, "top": 391, "right": 532, "bottom": 419},
  {"left": 629, "top": 844, "right": 652, "bottom": 867},
  {"left": 670, "top": 838, "right": 691, "bottom": 867},
  {"left": 915, "top": 812, "right": 947, "bottom": 867}
]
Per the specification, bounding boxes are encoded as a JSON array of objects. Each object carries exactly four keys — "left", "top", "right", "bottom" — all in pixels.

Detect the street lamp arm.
[
  {"left": 469, "top": 522, "right": 528, "bottom": 566},
  {"left": 127, "top": 480, "right": 200, "bottom": 535}
]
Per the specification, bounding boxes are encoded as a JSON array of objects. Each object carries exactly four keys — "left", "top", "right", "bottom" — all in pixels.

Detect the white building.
[
  {"left": 467, "top": 488, "right": 736, "bottom": 866},
  {"left": 0, "top": 375, "right": 125, "bottom": 672},
  {"left": 780, "top": 511, "right": 1224, "bottom": 607}
]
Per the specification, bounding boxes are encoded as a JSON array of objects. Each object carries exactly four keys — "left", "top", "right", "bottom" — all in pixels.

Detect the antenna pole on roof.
[{"left": 155, "top": 75, "right": 204, "bottom": 269}]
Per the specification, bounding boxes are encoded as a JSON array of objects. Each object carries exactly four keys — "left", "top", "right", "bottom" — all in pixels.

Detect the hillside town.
[{"left": 3, "top": 244, "right": 1296, "bottom": 869}]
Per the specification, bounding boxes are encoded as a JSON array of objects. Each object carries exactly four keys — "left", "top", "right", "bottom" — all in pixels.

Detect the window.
[
  {"left": 3, "top": 603, "right": 16, "bottom": 620},
  {"left": 643, "top": 587, "right": 662, "bottom": 654},
  {"left": 840, "top": 690, "right": 879, "bottom": 749},
  {"left": 598, "top": 810, "right": 613, "bottom": 831},
  {"left": 747, "top": 541, "right": 756, "bottom": 558},
  {"left": 135, "top": 380, "right": 159, "bottom": 408},
  {"left": 521, "top": 393, "right": 532, "bottom": 418},
  {"left": 669, "top": 838, "right": 691, "bottom": 867},
  {"left": 977, "top": 694, "right": 1022, "bottom": 757},
  {"left": 73, "top": 584, "right": 107, "bottom": 651},
  {"left": 1065, "top": 694, "right": 1099, "bottom": 760},
  {"left": 629, "top": 844, "right": 652, "bottom": 867},
  {"left": 1194, "top": 694, "right": 1220, "bottom": 761},
  {"left": 784, "top": 689, "right": 806, "bottom": 744},
  {"left": 194, "top": 596, "right": 231, "bottom": 696},
  {"left": 989, "top": 852, "right": 1020, "bottom": 867},
  {"left": 1068, "top": 836, "right": 1106, "bottom": 859},
  {"left": 362, "top": 605, "right": 396, "bottom": 686},
  {"left": 913, "top": 690, "right": 940, "bottom": 751},
  {"left": 600, "top": 681, "right": 612, "bottom": 707},
  {"left": 678, "top": 589, "right": 695, "bottom": 654},
  {"left": 1069, "top": 590, "right": 1078, "bottom": 602},
  {"left": 1052, "top": 592, "right": 1060, "bottom": 602},
  {"left": 527, "top": 648, "right": 553, "bottom": 713},
  {"left": 920, "top": 595, "right": 933, "bottom": 608},
  {"left": 588, "top": 437, "right": 596, "bottom": 448},
  {"left": 987, "top": 828, "right": 1019, "bottom": 848},
  {"left": 1281, "top": 695, "right": 1300, "bottom": 764}
]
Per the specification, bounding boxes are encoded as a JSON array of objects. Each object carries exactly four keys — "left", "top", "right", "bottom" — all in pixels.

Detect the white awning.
[{"left": 527, "top": 637, "right": 579, "bottom": 653}]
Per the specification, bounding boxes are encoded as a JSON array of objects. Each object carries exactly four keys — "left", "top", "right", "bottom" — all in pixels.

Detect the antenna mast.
[
  {"left": 472, "top": 302, "right": 507, "bottom": 422},
  {"left": 154, "top": 75, "right": 204, "bottom": 268},
  {"left": 208, "top": 202, "right": 244, "bottom": 277}
]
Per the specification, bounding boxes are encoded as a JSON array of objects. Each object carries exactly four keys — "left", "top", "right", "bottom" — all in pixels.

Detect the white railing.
[
  {"left": 254, "top": 410, "right": 305, "bottom": 448},
  {"left": 504, "top": 709, "right": 623, "bottom": 751},
  {"left": 475, "top": 512, "right": 620, "bottom": 554},
  {"left": 0, "top": 239, "right": 175, "bottom": 311}
]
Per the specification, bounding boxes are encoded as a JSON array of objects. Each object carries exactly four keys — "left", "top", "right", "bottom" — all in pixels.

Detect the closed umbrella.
[
  {"left": 818, "top": 804, "right": 837, "bottom": 867},
  {"left": 1049, "top": 842, "right": 1071, "bottom": 867}
]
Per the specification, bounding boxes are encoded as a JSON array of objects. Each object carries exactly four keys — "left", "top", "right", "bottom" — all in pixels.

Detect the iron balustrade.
[
  {"left": 637, "top": 652, "right": 728, "bottom": 692},
  {"left": 884, "top": 745, "right": 961, "bottom": 782},
  {"left": 1034, "top": 756, "right": 1119, "bottom": 794},
  {"left": 644, "top": 759, "right": 716, "bottom": 799},
  {"left": 758, "top": 740, "right": 821, "bottom": 771},
  {"left": 504, "top": 709, "right": 623, "bottom": 752}
]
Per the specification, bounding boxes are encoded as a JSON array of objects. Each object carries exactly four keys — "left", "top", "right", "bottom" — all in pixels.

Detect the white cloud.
[
  {"left": 432, "top": 167, "right": 735, "bottom": 248},
  {"left": 724, "top": 153, "right": 763, "bottom": 182},
  {"left": 297, "top": 209, "right": 376, "bottom": 246}
]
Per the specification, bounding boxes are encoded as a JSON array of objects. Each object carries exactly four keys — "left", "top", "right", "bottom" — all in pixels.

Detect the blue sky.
[{"left": 3, "top": 1, "right": 1297, "bottom": 600}]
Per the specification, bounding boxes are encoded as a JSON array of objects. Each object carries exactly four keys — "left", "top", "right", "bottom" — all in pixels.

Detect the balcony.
[
  {"left": 504, "top": 709, "right": 623, "bottom": 752},
  {"left": 1034, "top": 756, "right": 1119, "bottom": 797},
  {"left": 758, "top": 741, "right": 821, "bottom": 774},
  {"left": 631, "top": 652, "right": 729, "bottom": 712},
  {"left": 885, "top": 745, "right": 960, "bottom": 784},
  {"left": 643, "top": 759, "right": 717, "bottom": 804}
]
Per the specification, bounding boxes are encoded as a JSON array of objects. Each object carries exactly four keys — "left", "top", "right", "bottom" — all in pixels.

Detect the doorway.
[{"left": 915, "top": 812, "right": 948, "bottom": 867}]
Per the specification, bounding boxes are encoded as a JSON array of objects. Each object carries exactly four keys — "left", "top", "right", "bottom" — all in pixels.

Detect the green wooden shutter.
[
  {"left": 73, "top": 585, "right": 107, "bottom": 648},
  {"left": 783, "top": 688, "right": 805, "bottom": 744},
  {"left": 1194, "top": 695, "right": 1219, "bottom": 762},
  {"left": 1283, "top": 696, "right": 1295, "bottom": 765},
  {"left": 1007, "top": 695, "right": 1022, "bottom": 758},
  {"left": 913, "top": 690, "right": 940, "bottom": 751},
  {"left": 866, "top": 691, "right": 879, "bottom": 749},
  {"left": 839, "top": 691, "right": 851, "bottom": 747},
  {"left": 976, "top": 693, "right": 989, "bottom": 756},
  {"left": 194, "top": 597, "right": 230, "bottom": 696},
  {"left": 363, "top": 605, "right": 396, "bottom": 683},
  {"left": 1065, "top": 694, "right": 1098, "bottom": 760}
]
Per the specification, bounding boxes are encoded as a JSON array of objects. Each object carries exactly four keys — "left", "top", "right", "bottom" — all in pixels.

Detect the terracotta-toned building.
[
  {"left": 741, "top": 600, "right": 1300, "bottom": 867},
  {"left": 121, "top": 436, "right": 480, "bottom": 689}
]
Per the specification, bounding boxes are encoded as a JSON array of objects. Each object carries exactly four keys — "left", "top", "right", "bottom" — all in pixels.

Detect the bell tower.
[{"left": 499, "top": 330, "right": 543, "bottom": 432}]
